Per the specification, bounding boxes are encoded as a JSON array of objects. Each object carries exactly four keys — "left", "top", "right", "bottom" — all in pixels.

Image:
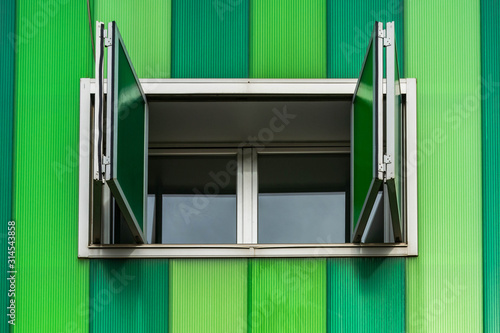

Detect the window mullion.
[{"left": 241, "top": 148, "right": 256, "bottom": 244}]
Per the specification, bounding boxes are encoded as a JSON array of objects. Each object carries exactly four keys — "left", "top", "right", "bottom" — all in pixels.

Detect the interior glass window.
[
  {"left": 148, "top": 154, "right": 237, "bottom": 244},
  {"left": 257, "top": 153, "right": 349, "bottom": 244}
]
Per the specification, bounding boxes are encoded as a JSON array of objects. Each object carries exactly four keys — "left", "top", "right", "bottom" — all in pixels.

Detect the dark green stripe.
[
  {"left": 481, "top": 0, "right": 500, "bottom": 331},
  {"left": 172, "top": 0, "right": 249, "bottom": 78},
  {"left": 0, "top": 1, "right": 15, "bottom": 332}
]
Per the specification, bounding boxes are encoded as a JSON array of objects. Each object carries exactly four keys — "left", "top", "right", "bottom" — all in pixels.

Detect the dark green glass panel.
[
  {"left": 90, "top": 260, "right": 169, "bottom": 333},
  {"left": 172, "top": 0, "right": 248, "bottom": 78},
  {"left": 327, "top": 0, "right": 404, "bottom": 78},
  {"left": 481, "top": 0, "right": 500, "bottom": 331},
  {"left": 108, "top": 26, "right": 147, "bottom": 237},
  {"left": 352, "top": 41, "right": 376, "bottom": 234}
]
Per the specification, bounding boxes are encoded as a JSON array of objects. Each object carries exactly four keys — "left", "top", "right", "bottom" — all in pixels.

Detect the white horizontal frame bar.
[
  {"left": 84, "top": 78, "right": 409, "bottom": 96},
  {"left": 82, "top": 243, "right": 410, "bottom": 258}
]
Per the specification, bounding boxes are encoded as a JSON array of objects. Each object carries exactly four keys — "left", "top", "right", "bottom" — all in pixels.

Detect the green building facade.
[{"left": 0, "top": 0, "right": 498, "bottom": 332}]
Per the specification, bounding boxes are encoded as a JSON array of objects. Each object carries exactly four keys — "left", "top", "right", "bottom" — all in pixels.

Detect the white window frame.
[{"left": 78, "top": 78, "right": 418, "bottom": 258}]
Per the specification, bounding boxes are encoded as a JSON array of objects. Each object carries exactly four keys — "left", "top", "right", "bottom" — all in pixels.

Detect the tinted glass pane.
[
  {"left": 148, "top": 154, "right": 237, "bottom": 244},
  {"left": 107, "top": 28, "right": 147, "bottom": 239},
  {"left": 162, "top": 195, "right": 236, "bottom": 244},
  {"left": 259, "top": 193, "right": 346, "bottom": 244},
  {"left": 258, "top": 153, "right": 349, "bottom": 244},
  {"left": 352, "top": 40, "right": 375, "bottom": 232}
]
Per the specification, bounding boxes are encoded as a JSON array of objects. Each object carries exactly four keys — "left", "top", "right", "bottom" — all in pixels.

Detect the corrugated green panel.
[
  {"left": 250, "top": 0, "right": 327, "bottom": 78},
  {"left": 327, "top": 0, "right": 404, "bottom": 78},
  {"left": 13, "top": 0, "right": 92, "bottom": 331},
  {"left": 95, "top": 0, "right": 171, "bottom": 78},
  {"left": 481, "top": 0, "right": 500, "bottom": 331},
  {"left": 90, "top": 260, "right": 169, "bottom": 332},
  {"left": 327, "top": 258, "right": 405, "bottom": 333},
  {"left": 170, "top": 259, "right": 247, "bottom": 333},
  {"left": 172, "top": 0, "right": 248, "bottom": 78},
  {"left": 249, "top": 259, "right": 326, "bottom": 333},
  {"left": 0, "top": 1, "right": 15, "bottom": 332},
  {"left": 405, "top": 0, "right": 483, "bottom": 332}
]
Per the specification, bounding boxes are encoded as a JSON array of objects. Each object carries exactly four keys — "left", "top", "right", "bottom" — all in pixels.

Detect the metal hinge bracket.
[
  {"left": 103, "top": 29, "right": 112, "bottom": 47},
  {"left": 378, "top": 29, "right": 391, "bottom": 46},
  {"left": 102, "top": 155, "right": 110, "bottom": 170},
  {"left": 384, "top": 155, "right": 392, "bottom": 164}
]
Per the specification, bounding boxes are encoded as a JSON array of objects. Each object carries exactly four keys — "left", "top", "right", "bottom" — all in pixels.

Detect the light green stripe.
[
  {"left": 405, "top": 0, "right": 483, "bottom": 331},
  {"left": 250, "top": 259, "right": 326, "bottom": 333},
  {"left": 95, "top": 0, "right": 171, "bottom": 78},
  {"left": 250, "top": 0, "right": 327, "bottom": 78},
  {"left": 13, "top": 1, "right": 92, "bottom": 331},
  {"left": 170, "top": 259, "right": 247, "bottom": 333}
]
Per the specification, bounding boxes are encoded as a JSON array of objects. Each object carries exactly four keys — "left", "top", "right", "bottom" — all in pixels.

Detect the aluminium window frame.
[{"left": 78, "top": 78, "right": 417, "bottom": 258}]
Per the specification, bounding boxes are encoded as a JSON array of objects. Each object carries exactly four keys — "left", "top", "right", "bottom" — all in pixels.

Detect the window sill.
[{"left": 80, "top": 242, "right": 416, "bottom": 258}]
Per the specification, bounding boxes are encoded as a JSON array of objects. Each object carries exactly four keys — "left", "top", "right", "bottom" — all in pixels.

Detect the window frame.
[{"left": 78, "top": 78, "right": 418, "bottom": 258}]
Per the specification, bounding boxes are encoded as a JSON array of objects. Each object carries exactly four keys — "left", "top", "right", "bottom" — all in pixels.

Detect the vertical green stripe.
[
  {"left": 90, "top": 260, "right": 169, "bottom": 333},
  {"left": 481, "top": 0, "right": 500, "bottom": 331},
  {"left": 250, "top": 0, "right": 327, "bottom": 78},
  {"left": 13, "top": 1, "right": 92, "bottom": 331},
  {"left": 327, "top": 0, "right": 404, "bottom": 78},
  {"left": 326, "top": 3, "right": 405, "bottom": 332},
  {"left": 249, "top": 3, "right": 327, "bottom": 331},
  {"left": 170, "top": 259, "right": 247, "bottom": 333},
  {"left": 95, "top": 0, "right": 171, "bottom": 78},
  {"left": 328, "top": 258, "right": 405, "bottom": 332},
  {"left": 172, "top": 0, "right": 249, "bottom": 78},
  {"left": 249, "top": 259, "right": 326, "bottom": 333},
  {"left": 0, "top": 1, "right": 15, "bottom": 332},
  {"left": 405, "top": 0, "right": 483, "bottom": 331}
]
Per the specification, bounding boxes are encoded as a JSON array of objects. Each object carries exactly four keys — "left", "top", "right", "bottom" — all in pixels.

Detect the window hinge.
[
  {"left": 103, "top": 29, "right": 112, "bottom": 47},
  {"left": 379, "top": 155, "right": 392, "bottom": 173},
  {"left": 102, "top": 155, "right": 110, "bottom": 170},
  {"left": 378, "top": 29, "right": 391, "bottom": 46}
]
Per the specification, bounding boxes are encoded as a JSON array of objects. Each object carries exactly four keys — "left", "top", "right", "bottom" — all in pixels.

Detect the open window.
[
  {"left": 79, "top": 21, "right": 417, "bottom": 258},
  {"left": 350, "top": 22, "right": 403, "bottom": 243}
]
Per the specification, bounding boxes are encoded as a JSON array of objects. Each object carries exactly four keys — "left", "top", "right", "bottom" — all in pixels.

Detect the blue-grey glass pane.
[
  {"left": 162, "top": 195, "right": 236, "bottom": 244},
  {"left": 258, "top": 193, "right": 345, "bottom": 244},
  {"left": 257, "top": 153, "right": 349, "bottom": 244}
]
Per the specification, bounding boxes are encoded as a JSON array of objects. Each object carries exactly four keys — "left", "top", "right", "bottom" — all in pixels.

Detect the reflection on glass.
[
  {"left": 148, "top": 154, "right": 238, "bottom": 244},
  {"left": 258, "top": 153, "right": 349, "bottom": 244},
  {"left": 162, "top": 195, "right": 236, "bottom": 244},
  {"left": 258, "top": 192, "right": 345, "bottom": 244}
]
